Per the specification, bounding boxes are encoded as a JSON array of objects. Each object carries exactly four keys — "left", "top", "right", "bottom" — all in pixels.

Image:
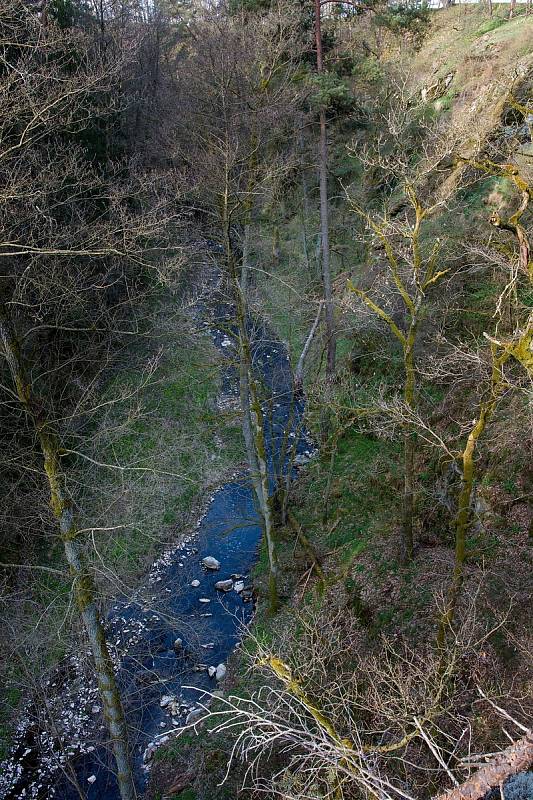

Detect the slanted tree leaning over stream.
[
  {"left": 0, "top": 302, "right": 136, "bottom": 800},
  {"left": 0, "top": 3, "right": 181, "bottom": 792}
]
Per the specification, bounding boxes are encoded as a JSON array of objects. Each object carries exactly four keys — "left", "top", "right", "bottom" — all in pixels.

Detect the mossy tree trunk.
[
  {"left": 436, "top": 348, "right": 510, "bottom": 650},
  {"left": 0, "top": 302, "right": 136, "bottom": 800},
  {"left": 348, "top": 186, "right": 448, "bottom": 563},
  {"left": 222, "top": 196, "right": 279, "bottom": 613},
  {"left": 401, "top": 317, "right": 418, "bottom": 562},
  {"left": 315, "top": 0, "right": 336, "bottom": 378}
]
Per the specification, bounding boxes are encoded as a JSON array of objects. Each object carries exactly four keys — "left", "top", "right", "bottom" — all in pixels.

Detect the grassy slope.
[{"left": 80, "top": 297, "right": 243, "bottom": 580}]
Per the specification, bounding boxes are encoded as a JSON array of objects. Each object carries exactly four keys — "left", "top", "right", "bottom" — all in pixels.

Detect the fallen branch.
[
  {"left": 294, "top": 300, "right": 323, "bottom": 392},
  {"left": 435, "top": 732, "right": 533, "bottom": 800}
]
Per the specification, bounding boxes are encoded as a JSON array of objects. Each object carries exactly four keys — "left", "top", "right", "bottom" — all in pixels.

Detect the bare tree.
[
  {"left": 315, "top": 0, "right": 336, "bottom": 377},
  {"left": 171, "top": 7, "right": 303, "bottom": 611},
  {"left": 0, "top": 3, "right": 179, "bottom": 795},
  {"left": 347, "top": 186, "right": 449, "bottom": 562}
]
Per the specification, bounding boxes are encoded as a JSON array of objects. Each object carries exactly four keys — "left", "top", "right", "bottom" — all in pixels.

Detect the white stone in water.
[
  {"left": 233, "top": 581, "right": 245, "bottom": 593},
  {"left": 215, "top": 663, "right": 227, "bottom": 681},
  {"left": 199, "top": 598, "right": 210, "bottom": 604},
  {"left": 208, "top": 666, "right": 216, "bottom": 678},
  {"left": 215, "top": 579, "right": 233, "bottom": 592},
  {"left": 174, "top": 638, "right": 183, "bottom": 652},
  {"left": 160, "top": 695, "right": 173, "bottom": 708},
  {"left": 91, "top": 705, "right": 100, "bottom": 713},
  {"left": 190, "top": 579, "right": 200, "bottom": 587},
  {"left": 87, "top": 775, "right": 96, "bottom": 784},
  {"left": 201, "top": 556, "right": 220, "bottom": 570}
]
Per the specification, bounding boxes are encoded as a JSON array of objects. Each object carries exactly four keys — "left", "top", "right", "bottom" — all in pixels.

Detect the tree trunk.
[
  {"left": 402, "top": 430, "right": 415, "bottom": 563},
  {"left": 0, "top": 304, "right": 136, "bottom": 800},
  {"left": 249, "top": 373, "right": 279, "bottom": 612},
  {"left": 272, "top": 225, "right": 281, "bottom": 268},
  {"left": 294, "top": 301, "right": 324, "bottom": 393},
  {"left": 238, "top": 342, "right": 279, "bottom": 611},
  {"left": 241, "top": 222, "right": 252, "bottom": 295},
  {"left": 315, "top": 0, "right": 336, "bottom": 378},
  {"left": 223, "top": 211, "right": 279, "bottom": 613},
  {"left": 436, "top": 354, "right": 507, "bottom": 651},
  {"left": 401, "top": 322, "right": 417, "bottom": 563},
  {"left": 436, "top": 403, "right": 489, "bottom": 650}
]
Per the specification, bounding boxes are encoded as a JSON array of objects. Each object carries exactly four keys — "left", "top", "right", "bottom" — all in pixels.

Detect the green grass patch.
[
  {"left": 79, "top": 304, "right": 243, "bottom": 581},
  {"left": 473, "top": 16, "right": 506, "bottom": 37},
  {"left": 172, "top": 791, "right": 196, "bottom": 800},
  {"left": 154, "top": 733, "right": 196, "bottom": 763},
  {"left": 293, "top": 429, "right": 401, "bottom": 566}
]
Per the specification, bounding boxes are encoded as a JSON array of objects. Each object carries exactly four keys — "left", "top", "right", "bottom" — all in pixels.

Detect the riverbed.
[{"left": 0, "top": 267, "right": 312, "bottom": 800}]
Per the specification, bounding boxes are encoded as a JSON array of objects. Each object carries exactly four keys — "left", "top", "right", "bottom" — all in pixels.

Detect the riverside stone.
[
  {"left": 202, "top": 556, "right": 220, "bottom": 570},
  {"left": 215, "top": 579, "right": 233, "bottom": 591}
]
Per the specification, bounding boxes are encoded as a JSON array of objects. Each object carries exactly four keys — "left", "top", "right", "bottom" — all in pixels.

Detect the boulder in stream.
[
  {"left": 202, "top": 556, "right": 220, "bottom": 570},
  {"left": 190, "top": 579, "right": 200, "bottom": 587},
  {"left": 160, "top": 695, "right": 174, "bottom": 708},
  {"left": 215, "top": 663, "right": 226, "bottom": 681},
  {"left": 215, "top": 579, "right": 233, "bottom": 592}
]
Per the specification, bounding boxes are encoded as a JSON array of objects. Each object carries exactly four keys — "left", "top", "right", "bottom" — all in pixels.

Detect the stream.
[{"left": 0, "top": 266, "right": 313, "bottom": 800}]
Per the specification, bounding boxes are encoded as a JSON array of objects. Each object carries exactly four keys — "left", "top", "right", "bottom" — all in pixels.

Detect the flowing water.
[{"left": 0, "top": 272, "right": 313, "bottom": 800}]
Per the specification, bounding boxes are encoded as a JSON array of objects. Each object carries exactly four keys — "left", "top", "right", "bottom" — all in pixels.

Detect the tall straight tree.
[{"left": 314, "top": 0, "right": 336, "bottom": 377}]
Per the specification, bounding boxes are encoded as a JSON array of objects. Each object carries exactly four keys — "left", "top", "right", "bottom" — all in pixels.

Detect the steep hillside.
[{"left": 150, "top": 8, "right": 532, "bottom": 800}]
